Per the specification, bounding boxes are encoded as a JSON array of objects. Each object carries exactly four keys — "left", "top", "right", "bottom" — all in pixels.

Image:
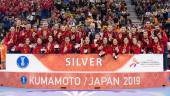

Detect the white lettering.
[
  {"left": 90, "top": 58, "right": 95, "bottom": 66},
  {"left": 65, "top": 58, "right": 103, "bottom": 67},
  {"left": 29, "top": 76, "right": 81, "bottom": 86},
  {"left": 97, "top": 58, "right": 102, "bottom": 67},
  {"left": 48, "top": 77, "right": 54, "bottom": 85},
  {"left": 82, "top": 58, "right": 88, "bottom": 66},
  {"left": 88, "top": 77, "right": 120, "bottom": 86},
  {"left": 65, "top": 58, "right": 71, "bottom": 66}
]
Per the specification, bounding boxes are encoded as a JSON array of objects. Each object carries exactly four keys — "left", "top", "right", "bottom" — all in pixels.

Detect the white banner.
[
  {"left": 116, "top": 54, "right": 163, "bottom": 72},
  {"left": 4, "top": 54, "right": 163, "bottom": 72}
]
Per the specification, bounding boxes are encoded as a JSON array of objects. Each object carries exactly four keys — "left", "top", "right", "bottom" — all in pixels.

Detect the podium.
[{"left": 0, "top": 54, "right": 170, "bottom": 90}]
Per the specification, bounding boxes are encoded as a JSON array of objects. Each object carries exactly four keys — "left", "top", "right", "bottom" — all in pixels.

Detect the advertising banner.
[
  {"left": 0, "top": 72, "right": 170, "bottom": 90},
  {"left": 5, "top": 54, "right": 163, "bottom": 72}
]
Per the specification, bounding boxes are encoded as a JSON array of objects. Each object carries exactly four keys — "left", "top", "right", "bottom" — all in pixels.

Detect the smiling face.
[
  {"left": 128, "top": 32, "right": 132, "bottom": 38},
  {"left": 131, "top": 28, "right": 136, "bottom": 34},
  {"left": 95, "top": 34, "right": 100, "bottom": 40},
  {"left": 154, "top": 37, "right": 159, "bottom": 43},
  {"left": 65, "top": 37, "right": 70, "bottom": 44},
  {"left": 157, "top": 33, "right": 162, "bottom": 39},
  {"left": 118, "top": 33, "right": 122, "bottom": 38},
  {"left": 107, "top": 25, "right": 113, "bottom": 32},
  {"left": 26, "top": 24, "right": 31, "bottom": 31},
  {"left": 10, "top": 27, "right": 15, "bottom": 33},
  {"left": 155, "top": 26, "right": 160, "bottom": 31},
  {"left": 37, "top": 38, "right": 42, "bottom": 45},
  {"left": 113, "top": 39, "right": 118, "bottom": 45},
  {"left": 124, "top": 38, "right": 129, "bottom": 44},
  {"left": 121, "top": 27, "right": 126, "bottom": 33},
  {"left": 48, "top": 36, "right": 53, "bottom": 43},
  {"left": 16, "top": 19, "right": 21, "bottom": 26},
  {"left": 143, "top": 31, "right": 148, "bottom": 38},
  {"left": 43, "top": 22, "right": 48, "bottom": 30},
  {"left": 32, "top": 32, "right": 36, "bottom": 37},
  {"left": 85, "top": 37, "right": 90, "bottom": 44},
  {"left": 61, "top": 26, "right": 65, "bottom": 31},
  {"left": 53, "top": 24, "right": 59, "bottom": 30},
  {"left": 132, "top": 38, "right": 137, "bottom": 45},
  {"left": 103, "top": 38, "right": 108, "bottom": 45},
  {"left": 71, "top": 27, "right": 76, "bottom": 33},
  {"left": 25, "top": 38, "right": 30, "bottom": 45}
]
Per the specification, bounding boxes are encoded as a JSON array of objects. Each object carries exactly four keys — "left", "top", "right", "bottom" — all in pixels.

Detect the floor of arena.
[{"left": 0, "top": 87, "right": 170, "bottom": 96}]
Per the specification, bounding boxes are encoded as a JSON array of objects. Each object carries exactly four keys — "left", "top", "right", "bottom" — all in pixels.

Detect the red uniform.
[
  {"left": 75, "top": 31, "right": 86, "bottom": 43},
  {"left": 30, "top": 35, "right": 38, "bottom": 44},
  {"left": 3, "top": 31, "right": 18, "bottom": 50},
  {"left": 153, "top": 43, "right": 164, "bottom": 54},
  {"left": 80, "top": 44, "right": 91, "bottom": 54},
  {"left": 120, "top": 44, "right": 130, "bottom": 54},
  {"left": 112, "top": 45, "right": 120, "bottom": 54},
  {"left": 37, "top": 30, "right": 50, "bottom": 44},
  {"left": 41, "top": 0, "right": 53, "bottom": 9},
  {"left": 18, "top": 30, "right": 31, "bottom": 43},
  {"left": 116, "top": 33, "right": 124, "bottom": 45},
  {"left": 131, "top": 44, "right": 141, "bottom": 54},
  {"left": 142, "top": 37, "right": 153, "bottom": 53},
  {"left": 144, "top": 25, "right": 154, "bottom": 35},
  {"left": 19, "top": 44, "right": 31, "bottom": 54},
  {"left": 61, "top": 30, "right": 71, "bottom": 38},
  {"left": 53, "top": 30, "right": 59, "bottom": 41},
  {"left": 103, "top": 30, "right": 109, "bottom": 38},
  {"left": 45, "top": 42, "right": 55, "bottom": 53},
  {"left": 33, "top": 44, "right": 43, "bottom": 54},
  {"left": 91, "top": 40, "right": 102, "bottom": 53},
  {"left": 60, "top": 43, "right": 73, "bottom": 54},
  {"left": 56, "top": 33, "right": 63, "bottom": 44},
  {"left": 101, "top": 44, "right": 113, "bottom": 54}
]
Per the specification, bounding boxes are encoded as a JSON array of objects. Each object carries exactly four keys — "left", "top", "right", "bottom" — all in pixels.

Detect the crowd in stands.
[
  {"left": 133, "top": 0, "right": 169, "bottom": 24},
  {"left": 0, "top": 0, "right": 169, "bottom": 59}
]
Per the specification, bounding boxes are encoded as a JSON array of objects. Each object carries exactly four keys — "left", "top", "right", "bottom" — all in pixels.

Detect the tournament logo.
[
  {"left": 21, "top": 76, "right": 27, "bottom": 85},
  {"left": 17, "top": 56, "right": 29, "bottom": 68},
  {"left": 130, "top": 58, "right": 139, "bottom": 68}
]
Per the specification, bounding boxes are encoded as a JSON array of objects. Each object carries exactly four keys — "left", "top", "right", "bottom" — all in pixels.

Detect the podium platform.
[{"left": 0, "top": 54, "right": 169, "bottom": 90}]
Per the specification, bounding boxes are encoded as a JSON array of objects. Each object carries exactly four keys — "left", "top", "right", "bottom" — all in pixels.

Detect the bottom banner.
[{"left": 0, "top": 72, "right": 170, "bottom": 90}]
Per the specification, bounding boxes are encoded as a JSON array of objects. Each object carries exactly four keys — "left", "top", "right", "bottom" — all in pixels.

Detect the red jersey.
[
  {"left": 46, "top": 42, "right": 55, "bottom": 53},
  {"left": 101, "top": 44, "right": 113, "bottom": 54},
  {"left": 112, "top": 45, "right": 120, "bottom": 54},
  {"left": 120, "top": 44, "right": 131, "bottom": 54},
  {"left": 153, "top": 43, "right": 164, "bottom": 54},
  {"left": 80, "top": 44, "right": 91, "bottom": 54},
  {"left": 18, "top": 30, "right": 31, "bottom": 43},
  {"left": 19, "top": 44, "right": 31, "bottom": 54},
  {"left": 131, "top": 44, "right": 141, "bottom": 54},
  {"left": 3, "top": 31, "right": 18, "bottom": 49},
  {"left": 60, "top": 43, "right": 73, "bottom": 54},
  {"left": 33, "top": 44, "right": 43, "bottom": 54}
]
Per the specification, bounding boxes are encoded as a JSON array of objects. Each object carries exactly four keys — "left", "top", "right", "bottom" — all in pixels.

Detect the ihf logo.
[
  {"left": 17, "top": 56, "right": 29, "bottom": 68},
  {"left": 21, "top": 76, "right": 27, "bottom": 85}
]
